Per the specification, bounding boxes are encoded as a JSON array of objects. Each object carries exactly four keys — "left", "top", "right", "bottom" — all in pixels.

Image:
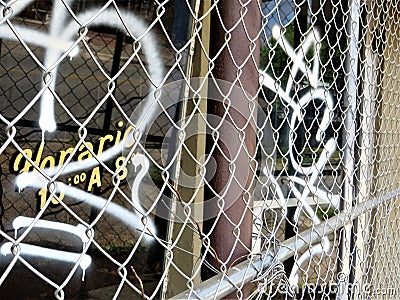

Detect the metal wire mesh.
[{"left": 0, "top": 0, "right": 399, "bottom": 299}]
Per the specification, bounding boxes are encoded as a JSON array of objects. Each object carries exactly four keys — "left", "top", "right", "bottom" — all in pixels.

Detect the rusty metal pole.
[{"left": 202, "top": 0, "right": 260, "bottom": 296}]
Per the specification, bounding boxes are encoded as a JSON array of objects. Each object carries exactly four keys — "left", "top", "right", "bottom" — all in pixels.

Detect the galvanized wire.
[{"left": 0, "top": 0, "right": 400, "bottom": 299}]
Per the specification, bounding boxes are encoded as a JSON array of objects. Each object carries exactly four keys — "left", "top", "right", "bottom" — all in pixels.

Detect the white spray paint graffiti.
[
  {"left": 259, "top": 25, "right": 339, "bottom": 288},
  {"left": 130, "top": 154, "right": 156, "bottom": 232},
  {"left": 1, "top": 0, "right": 80, "bottom": 132},
  {"left": 1, "top": 242, "right": 92, "bottom": 278},
  {"left": 2, "top": 1, "right": 163, "bottom": 273},
  {"left": 0, "top": 1, "right": 164, "bottom": 133},
  {"left": 1, "top": 216, "right": 92, "bottom": 281},
  {"left": 0, "top": 0, "right": 35, "bottom": 26},
  {"left": 12, "top": 150, "right": 157, "bottom": 280},
  {"left": 39, "top": 0, "right": 75, "bottom": 132},
  {"left": 12, "top": 216, "right": 89, "bottom": 244},
  {"left": 16, "top": 154, "right": 157, "bottom": 242}
]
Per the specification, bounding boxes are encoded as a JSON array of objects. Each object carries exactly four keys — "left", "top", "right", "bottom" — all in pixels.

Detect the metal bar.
[
  {"left": 338, "top": 1, "right": 361, "bottom": 298},
  {"left": 350, "top": 3, "right": 377, "bottom": 296},
  {"left": 163, "top": 0, "right": 209, "bottom": 297},
  {"left": 284, "top": 0, "right": 308, "bottom": 275},
  {"left": 171, "top": 187, "right": 400, "bottom": 300},
  {"left": 202, "top": 3, "right": 260, "bottom": 295}
]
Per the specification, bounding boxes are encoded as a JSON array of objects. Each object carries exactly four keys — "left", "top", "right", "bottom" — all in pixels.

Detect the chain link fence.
[{"left": 0, "top": 0, "right": 399, "bottom": 299}]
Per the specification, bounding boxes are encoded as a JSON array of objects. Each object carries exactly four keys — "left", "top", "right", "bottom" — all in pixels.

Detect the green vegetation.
[
  {"left": 104, "top": 240, "right": 146, "bottom": 255},
  {"left": 316, "top": 206, "right": 338, "bottom": 221}
]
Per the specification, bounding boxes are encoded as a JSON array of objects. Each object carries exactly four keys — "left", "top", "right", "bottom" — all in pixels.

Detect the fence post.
[
  {"left": 163, "top": 0, "right": 211, "bottom": 297},
  {"left": 352, "top": 11, "right": 377, "bottom": 295},
  {"left": 338, "top": 0, "right": 361, "bottom": 298},
  {"left": 202, "top": 0, "right": 260, "bottom": 297},
  {"left": 283, "top": 0, "right": 308, "bottom": 275}
]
